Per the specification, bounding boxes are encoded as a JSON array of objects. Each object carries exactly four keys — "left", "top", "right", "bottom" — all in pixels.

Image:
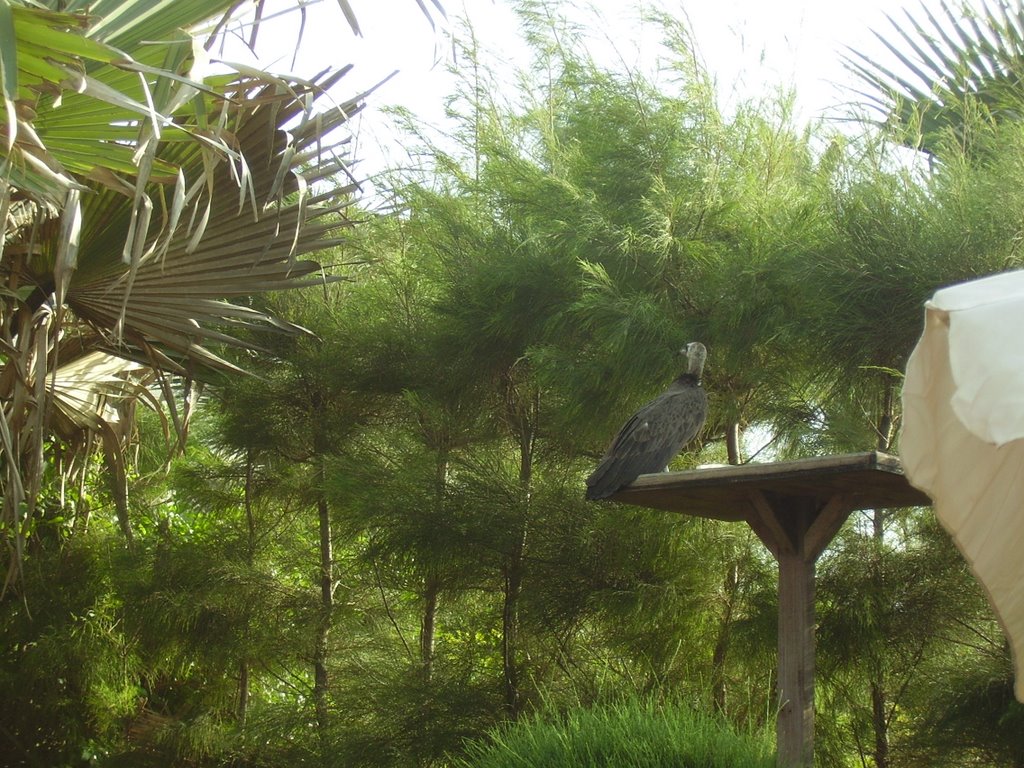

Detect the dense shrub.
[{"left": 456, "top": 699, "right": 775, "bottom": 768}]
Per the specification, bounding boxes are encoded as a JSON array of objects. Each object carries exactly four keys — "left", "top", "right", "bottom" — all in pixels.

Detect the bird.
[{"left": 585, "top": 342, "right": 708, "bottom": 500}]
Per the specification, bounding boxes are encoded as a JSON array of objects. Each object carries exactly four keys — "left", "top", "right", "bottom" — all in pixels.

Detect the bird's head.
[{"left": 683, "top": 341, "right": 707, "bottom": 377}]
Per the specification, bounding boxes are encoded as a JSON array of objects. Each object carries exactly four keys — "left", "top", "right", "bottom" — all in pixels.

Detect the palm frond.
[
  {"left": 0, "top": 0, "right": 371, "bottom": 585},
  {"left": 61, "top": 70, "right": 361, "bottom": 374},
  {"left": 843, "top": 0, "right": 1024, "bottom": 152}
]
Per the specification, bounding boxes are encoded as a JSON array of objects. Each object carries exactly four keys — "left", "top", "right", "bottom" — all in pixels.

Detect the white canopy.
[{"left": 902, "top": 269, "right": 1024, "bottom": 702}]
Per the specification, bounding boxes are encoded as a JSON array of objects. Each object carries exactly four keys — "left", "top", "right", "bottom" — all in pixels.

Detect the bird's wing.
[
  {"left": 662, "top": 386, "right": 708, "bottom": 448},
  {"left": 612, "top": 388, "right": 704, "bottom": 462},
  {"left": 586, "top": 388, "right": 706, "bottom": 499},
  {"left": 606, "top": 405, "right": 661, "bottom": 452}
]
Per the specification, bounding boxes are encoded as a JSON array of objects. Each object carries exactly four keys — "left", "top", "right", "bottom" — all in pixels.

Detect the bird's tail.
[{"left": 585, "top": 460, "right": 621, "bottom": 500}]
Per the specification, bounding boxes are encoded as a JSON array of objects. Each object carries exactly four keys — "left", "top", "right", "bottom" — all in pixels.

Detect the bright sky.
[{"left": 224, "top": 0, "right": 952, "bottom": 179}]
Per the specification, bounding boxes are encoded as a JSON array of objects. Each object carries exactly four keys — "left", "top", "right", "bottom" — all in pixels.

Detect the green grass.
[{"left": 455, "top": 699, "right": 775, "bottom": 768}]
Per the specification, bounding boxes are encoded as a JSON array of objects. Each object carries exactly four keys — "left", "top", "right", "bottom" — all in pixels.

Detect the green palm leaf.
[
  {"left": 0, "top": 2, "right": 218, "bottom": 202},
  {"left": 58, "top": 71, "right": 361, "bottom": 374},
  {"left": 844, "top": 0, "right": 1024, "bottom": 152},
  {"left": 0, "top": 0, "right": 368, "bottom": 585}
]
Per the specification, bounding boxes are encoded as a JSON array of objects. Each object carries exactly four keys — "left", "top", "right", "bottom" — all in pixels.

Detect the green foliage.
[
  {"left": 455, "top": 698, "right": 775, "bottom": 768},
  {"left": 4, "top": 2, "right": 1024, "bottom": 767},
  {"left": 912, "top": 647, "right": 1024, "bottom": 767},
  {"left": 0, "top": 535, "right": 142, "bottom": 765}
]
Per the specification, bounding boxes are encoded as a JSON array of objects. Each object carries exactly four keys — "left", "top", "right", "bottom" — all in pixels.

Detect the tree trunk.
[
  {"left": 100, "top": 437, "right": 134, "bottom": 549},
  {"left": 502, "top": 532, "right": 526, "bottom": 718},
  {"left": 726, "top": 420, "right": 742, "bottom": 465},
  {"left": 501, "top": 383, "right": 535, "bottom": 719},
  {"left": 72, "top": 445, "right": 94, "bottom": 536},
  {"left": 502, "top": 447, "right": 530, "bottom": 718},
  {"left": 711, "top": 561, "right": 739, "bottom": 713},
  {"left": 871, "top": 680, "right": 889, "bottom": 768},
  {"left": 712, "top": 421, "right": 744, "bottom": 712},
  {"left": 313, "top": 460, "right": 333, "bottom": 766},
  {"left": 237, "top": 659, "right": 249, "bottom": 726},
  {"left": 867, "top": 520, "right": 890, "bottom": 768},
  {"left": 867, "top": 380, "right": 896, "bottom": 768},
  {"left": 238, "top": 450, "right": 256, "bottom": 727},
  {"left": 876, "top": 381, "right": 895, "bottom": 454},
  {"left": 420, "top": 573, "right": 440, "bottom": 678},
  {"left": 419, "top": 450, "right": 449, "bottom": 679}
]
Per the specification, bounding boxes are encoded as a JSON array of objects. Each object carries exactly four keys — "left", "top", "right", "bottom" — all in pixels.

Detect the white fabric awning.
[{"left": 902, "top": 269, "right": 1024, "bottom": 702}]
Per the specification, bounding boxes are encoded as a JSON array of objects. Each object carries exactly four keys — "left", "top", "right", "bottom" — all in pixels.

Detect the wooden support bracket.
[
  {"left": 746, "top": 489, "right": 792, "bottom": 559},
  {"left": 804, "top": 493, "right": 854, "bottom": 563}
]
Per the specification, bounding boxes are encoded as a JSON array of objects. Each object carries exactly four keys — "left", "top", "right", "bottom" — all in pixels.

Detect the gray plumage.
[{"left": 585, "top": 342, "right": 708, "bottom": 500}]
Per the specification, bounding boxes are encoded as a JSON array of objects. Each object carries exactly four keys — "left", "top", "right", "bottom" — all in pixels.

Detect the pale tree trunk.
[
  {"left": 502, "top": 384, "right": 536, "bottom": 719},
  {"left": 868, "top": 380, "right": 897, "bottom": 768},
  {"left": 711, "top": 429, "right": 743, "bottom": 712},
  {"left": 421, "top": 572, "right": 440, "bottom": 678},
  {"left": 711, "top": 561, "right": 739, "bottom": 713},
  {"left": 237, "top": 663, "right": 249, "bottom": 729},
  {"left": 238, "top": 449, "right": 256, "bottom": 727},
  {"left": 313, "top": 457, "right": 333, "bottom": 766},
  {"left": 72, "top": 445, "right": 94, "bottom": 536},
  {"left": 726, "top": 420, "right": 742, "bottom": 465},
  {"left": 100, "top": 438, "right": 134, "bottom": 549},
  {"left": 871, "top": 680, "right": 889, "bottom": 768},
  {"left": 420, "top": 451, "right": 449, "bottom": 679},
  {"left": 502, "top": 526, "right": 527, "bottom": 718},
  {"left": 876, "top": 383, "right": 895, "bottom": 455}
]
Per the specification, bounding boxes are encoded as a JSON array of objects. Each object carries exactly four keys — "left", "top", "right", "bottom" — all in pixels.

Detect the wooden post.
[
  {"left": 776, "top": 544, "right": 815, "bottom": 767},
  {"left": 747, "top": 491, "right": 854, "bottom": 768}
]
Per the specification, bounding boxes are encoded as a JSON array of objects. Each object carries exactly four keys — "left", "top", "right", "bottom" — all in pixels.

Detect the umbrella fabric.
[{"left": 902, "top": 269, "right": 1024, "bottom": 702}]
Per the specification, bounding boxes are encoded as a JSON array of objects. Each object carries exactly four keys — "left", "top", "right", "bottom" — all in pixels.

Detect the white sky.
[{"left": 221, "top": 0, "right": 950, "bottom": 179}]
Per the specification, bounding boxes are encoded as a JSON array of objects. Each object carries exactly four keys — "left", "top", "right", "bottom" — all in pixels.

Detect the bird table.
[{"left": 610, "top": 451, "right": 930, "bottom": 768}]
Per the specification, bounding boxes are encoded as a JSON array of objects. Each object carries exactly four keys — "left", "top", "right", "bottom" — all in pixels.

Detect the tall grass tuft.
[{"left": 455, "top": 698, "right": 775, "bottom": 768}]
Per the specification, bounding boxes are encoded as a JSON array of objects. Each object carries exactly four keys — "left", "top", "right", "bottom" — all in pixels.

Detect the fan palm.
[
  {"left": 844, "top": 0, "right": 1024, "bottom": 153},
  {"left": 0, "top": 0, "right": 402, "bottom": 586}
]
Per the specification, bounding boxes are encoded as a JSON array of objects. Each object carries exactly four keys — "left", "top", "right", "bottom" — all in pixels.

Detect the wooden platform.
[
  {"left": 608, "top": 451, "right": 931, "bottom": 768},
  {"left": 611, "top": 451, "right": 931, "bottom": 520}
]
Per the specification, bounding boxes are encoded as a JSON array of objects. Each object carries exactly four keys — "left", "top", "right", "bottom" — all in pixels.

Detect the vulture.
[{"left": 585, "top": 342, "right": 708, "bottom": 500}]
